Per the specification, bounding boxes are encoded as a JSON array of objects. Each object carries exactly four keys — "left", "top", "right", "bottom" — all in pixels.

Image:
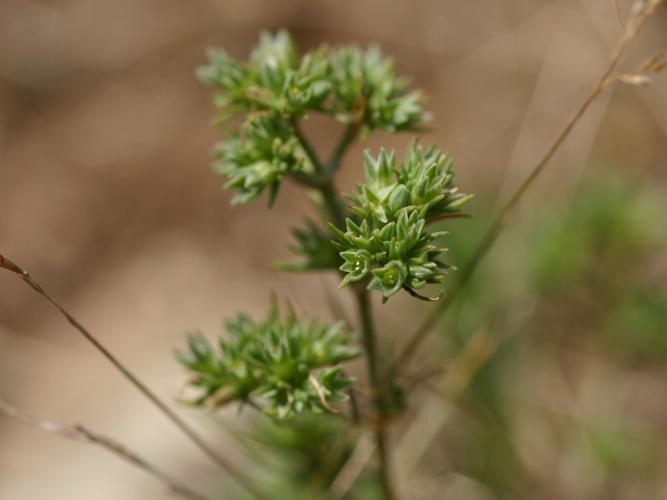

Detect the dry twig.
[
  {"left": 0, "top": 253, "right": 269, "bottom": 500},
  {"left": 0, "top": 398, "right": 209, "bottom": 500},
  {"left": 613, "top": 0, "right": 626, "bottom": 29},
  {"left": 328, "top": 432, "right": 375, "bottom": 499},
  {"left": 395, "top": 0, "right": 665, "bottom": 373}
]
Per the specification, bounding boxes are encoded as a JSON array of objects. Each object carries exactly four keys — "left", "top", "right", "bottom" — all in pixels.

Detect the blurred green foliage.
[{"left": 420, "top": 170, "right": 667, "bottom": 498}]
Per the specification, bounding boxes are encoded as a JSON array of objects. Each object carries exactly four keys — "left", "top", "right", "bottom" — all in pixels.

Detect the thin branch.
[
  {"left": 320, "top": 278, "right": 361, "bottom": 423},
  {"left": 394, "top": 328, "right": 499, "bottom": 482},
  {"left": 613, "top": 0, "right": 627, "bottom": 29},
  {"left": 298, "top": 428, "right": 360, "bottom": 499},
  {"left": 291, "top": 121, "right": 362, "bottom": 188},
  {"left": 319, "top": 180, "right": 348, "bottom": 229},
  {"left": 288, "top": 126, "right": 349, "bottom": 228},
  {"left": 402, "top": 363, "right": 448, "bottom": 392},
  {"left": 394, "top": 0, "right": 664, "bottom": 373},
  {"left": 425, "top": 212, "right": 471, "bottom": 224},
  {"left": 0, "top": 254, "right": 270, "bottom": 500},
  {"left": 355, "top": 286, "right": 395, "bottom": 499},
  {"left": 0, "top": 398, "right": 209, "bottom": 500},
  {"left": 317, "top": 93, "right": 365, "bottom": 185},
  {"left": 291, "top": 118, "right": 325, "bottom": 174},
  {"left": 321, "top": 276, "right": 352, "bottom": 326},
  {"left": 289, "top": 99, "right": 387, "bottom": 497},
  {"left": 328, "top": 432, "right": 375, "bottom": 499},
  {"left": 0, "top": 254, "right": 22, "bottom": 274},
  {"left": 345, "top": 375, "right": 363, "bottom": 425},
  {"left": 324, "top": 122, "right": 362, "bottom": 179}
]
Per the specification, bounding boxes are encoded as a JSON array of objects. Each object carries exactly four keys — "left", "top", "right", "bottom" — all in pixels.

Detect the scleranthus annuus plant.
[
  {"left": 1, "top": 4, "right": 661, "bottom": 499},
  {"left": 177, "top": 30, "right": 471, "bottom": 499}
]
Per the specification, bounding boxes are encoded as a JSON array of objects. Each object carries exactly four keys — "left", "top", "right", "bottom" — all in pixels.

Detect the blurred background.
[{"left": 0, "top": 0, "right": 666, "bottom": 499}]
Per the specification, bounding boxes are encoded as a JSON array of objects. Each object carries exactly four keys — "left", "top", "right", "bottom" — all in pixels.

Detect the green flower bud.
[
  {"left": 340, "top": 250, "right": 373, "bottom": 286},
  {"left": 369, "top": 260, "right": 408, "bottom": 300}
]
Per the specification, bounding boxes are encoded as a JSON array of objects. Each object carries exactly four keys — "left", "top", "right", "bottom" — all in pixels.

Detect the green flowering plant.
[
  {"left": 330, "top": 143, "right": 472, "bottom": 301},
  {"left": 177, "top": 302, "right": 359, "bottom": 418},
  {"left": 1, "top": 7, "right": 661, "bottom": 499},
  {"left": 185, "top": 29, "right": 470, "bottom": 498},
  {"left": 198, "top": 30, "right": 429, "bottom": 206}
]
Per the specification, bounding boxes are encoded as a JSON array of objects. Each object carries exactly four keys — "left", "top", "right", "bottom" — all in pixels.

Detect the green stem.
[
  {"left": 355, "top": 287, "right": 394, "bottom": 500},
  {"left": 291, "top": 123, "right": 361, "bottom": 188},
  {"left": 290, "top": 120, "right": 351, "bottom": 230},
  {"left": 290, "top": 116, "right": 393, "bottom": 497},
  {"left": 291, "top": 119, "right": 324, "bottom": 174},
  {"left": 319, "top": 181, "right": 347, "bottom": 229},
  {"left": 323, "top": 123, "right": 361, "bottom": 180}
]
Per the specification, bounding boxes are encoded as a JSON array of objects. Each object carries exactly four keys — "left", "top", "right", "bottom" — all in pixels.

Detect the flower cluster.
[
  {"left": 213, "top": 114, "right": 306, "bottom": 206},
  {"left": 327, "top": 45, "right": 427, "bottom": 132},
  {"left": 176, "top": 302, "right": 359, "bottom": 418},
  {"left": 199, "top": 30, "right": 428, "bottom": 206},
  {"left": 331, "top": 143, "right": 472, "bottom": 301},
  {"left": 199, "top": 31, "right": 331, "bottom": 120}
]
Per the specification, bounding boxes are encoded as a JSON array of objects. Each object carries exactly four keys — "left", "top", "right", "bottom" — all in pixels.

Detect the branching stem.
[
  {"left": 355, "top": 286, "right": 395, "bottom": 499},
  {"left": 291, "top": 122, "right": 361, "bottom": 188},
  {"left": 319, "top": 180, "right": 348, "bottom": 229},
  {"left": 290, "top": 117, "right": 394, "bottom": 498},
  {"left": 325, "top": 122, "right": 363, "bottom": 179}
]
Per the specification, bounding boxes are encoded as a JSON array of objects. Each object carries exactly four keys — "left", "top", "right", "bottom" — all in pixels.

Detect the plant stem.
[
  {"left": 355, "top": 287, "right": 394, "bottom": 500},
  {"left": 292, "top": 119, "right": 324, "bottom": 174},
  {"left": 328, "top": 432, "right": 375, "bottom": 499},
  {"left": 313, "top": 182, "right": 395, "bottom": 497},
  {"left": 319, "top": 181, "right": 347, "bottom": 229},
  {"left": 394, "top": 0, "right": 664, "bottom": 373},
  {"left": 291, "top": 115, "right": 393, "bottom": 496},
  {"left": 0, "top": 254, "right": 270, "bottom": 500},
  {"left": 0, "top": 398, "right": 210, "bottom": 500},
  {"left": 324, "top": 123, "right": 362, "bottom": 181},
  {"left": 292, "top": 122, "right": 361, "bottom": 188}
]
